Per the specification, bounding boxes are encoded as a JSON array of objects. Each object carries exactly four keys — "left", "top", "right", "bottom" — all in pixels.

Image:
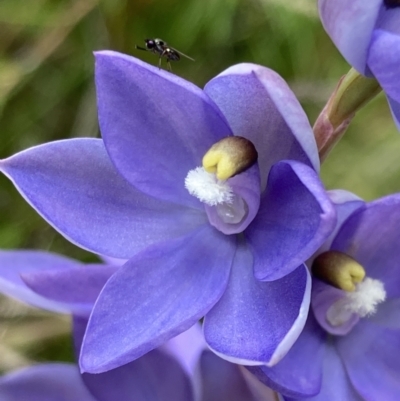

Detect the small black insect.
[
  {"left": 135, "top": 38, "right": 194, "bottom": 71},
  {"left": 384, "top": 0, "right": 400, "bottom": 8}
]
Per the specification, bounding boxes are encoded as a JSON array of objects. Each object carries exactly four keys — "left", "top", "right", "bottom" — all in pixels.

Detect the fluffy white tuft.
[
  {"left": 184, "top": 167, "right": 233, "bottom": 206},
  {"left": 344, "top": 277, "right": 386, "bottom": 317},
  {"left": 327, "top": 277, "right": 386, "bottom": 327}
]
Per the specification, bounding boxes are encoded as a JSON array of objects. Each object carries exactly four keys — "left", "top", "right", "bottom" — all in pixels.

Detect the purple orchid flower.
[
  {"left": 0, "top": 325, "right": 278, "bottom": 401},
  {"left": 0, "top": 52, "right": 336, "bottom": 377},
  {"left": 249, "top": 190, "right": 400, "bottom": 400},
  {"left": 319, "top": 0, "right": 400, "bottom": 128},
  {"left": 0, "top": 251, "right": 277, "bottom": 401},
  {"left": 0, "top": 249, "right": 117, "bottom": 317}
]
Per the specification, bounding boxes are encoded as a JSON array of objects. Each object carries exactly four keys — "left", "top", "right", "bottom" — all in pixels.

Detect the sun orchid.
[
  {"left": 0, "top": 249, "right": 117, "bottom": 317},
  {"left": 0, "top": 324, "right": 278, "bottom": 401},
  {"left": 250, "top": 190, "right": 400, "bottom": 400},
  {"left": 0, "top": 250, "right": 277, "bottom": 401},
  {"left": 0, "top": 51, "right": 336, "bottom": 378},
  {"left": 319, "top": 0, "right": 400, "bottom": 128}
]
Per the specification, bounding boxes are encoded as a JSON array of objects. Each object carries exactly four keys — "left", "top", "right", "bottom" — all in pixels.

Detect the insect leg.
[
  {"left": 135, "top": 45, "right": 148, "bottom": 51},
  {"left": 158, "top": 49, "right": 168, "bottom": 70},
  {"left": 167, "top": 60, "right": 173, "bottom": 72}
]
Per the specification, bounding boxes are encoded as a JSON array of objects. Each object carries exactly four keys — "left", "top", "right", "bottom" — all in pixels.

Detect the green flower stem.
[{"left": 313, "top": 68, "right": 382, "bottom": 162}]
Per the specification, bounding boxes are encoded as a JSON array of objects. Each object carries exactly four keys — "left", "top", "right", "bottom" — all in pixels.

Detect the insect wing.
[{"left": 169, "top": 46, "right": 195, "bottom": 61}]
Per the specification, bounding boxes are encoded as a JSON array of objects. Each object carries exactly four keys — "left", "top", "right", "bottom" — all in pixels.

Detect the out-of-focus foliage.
[{"left": 0, "top": 0, "right": 399, "bottom": 370}]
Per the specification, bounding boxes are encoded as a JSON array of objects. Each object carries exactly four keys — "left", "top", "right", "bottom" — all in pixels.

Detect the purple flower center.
[
  {"left": 312, "top": 252, "right": 387, "bottom": 336},
  {"left": 185, "top": 137, "right": 261, "bottom": 235},
  {"left": 185, "top": 165, "right": 258, "bottom": 235}
]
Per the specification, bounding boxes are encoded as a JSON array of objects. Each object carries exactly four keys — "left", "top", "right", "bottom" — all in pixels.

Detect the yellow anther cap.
[
  {"left": 202, "top": 136, "right": 258, "bottom": 181},
  {"left": 312, "top": 251, "right": 366, "bottom": 292}
]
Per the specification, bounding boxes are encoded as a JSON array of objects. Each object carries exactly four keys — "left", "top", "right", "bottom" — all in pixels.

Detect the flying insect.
[{"left": 135, "top": 38, "right": 194, "bottom": 71}]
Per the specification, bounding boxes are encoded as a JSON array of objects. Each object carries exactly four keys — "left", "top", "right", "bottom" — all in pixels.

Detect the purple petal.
[
  {"left": 204, "top": 64, "right": 319, "bottom": 189},
  {"left": 100, "top": 255, "right": 127, "bottom": 266},
  {"left": 160, "top": 323, "right": 206, "bottom": 400},
  {"left": 72, "top": 317, "right": 195, "bottom": 401},
  {"left": 240, "top": 370, "right": 280, "bottom": 401},
  {"left": 22, "top": 264, "right": 117, "bottom": 317},
  {"left": 337, "top": 320, "right": 400, "bottom": 401},
  {"left": 248, "top": 314, "right": 326, "bottom": 398},
  {"left": 0, "top": 364, "right": 97, "bottom": 401},
  {"left": 320, "top": 190, "right": 364, "bottom": 253},
  {"left": 95, "top": 51, "right": 232, "bottom": 208},
  {"left": 368, "top": 29, "right": 400, "bottom": 103},
  {"left": 73, "top": 315, "right": 89, "bottom": 355},
  {"left": 332, "top": 194, "right": 400, "bottom": 298},
  {"left": 160, "top": 323, "right": 206, "bottom": 377},
  {"left": 311, "top": 279, "right": 359, "bottom": 336},
  {"left": 367, "top": 298, "right": 400, "bottom": 330},
  {"left": 205, "top": 164, "right": 261, "bottom": 234},
  {"left": 246, "top": 160, "right": 336, "bottom": 281},
  {"left": 318, "top": 0, "right": 382, "bottom": 74},
  {"left": 285, "top": 343, "right": 363, "bottom": 401},
  {"left": 83, "top": 349, "right": 193, "bottom": 401},
  {"left": 0, "top": 138, "right": 207, "bottom": 259},
  {"left": 0, "top": 250, "right": 83, "bottom": 313},
  {"left": 375, "top": 6, "right": 400, "bottom": 34},
  {"left": 203, "top": 240, "right": 310, "bottom": 366},
  {"left": 199, "top": 350, "right": 261, "bottom": 401},
  {"left": 387, "top": 96, "right": 400, "bottom": 130},
  {"left": 80, "top": 226, "right": 235, "bottom": 373}
]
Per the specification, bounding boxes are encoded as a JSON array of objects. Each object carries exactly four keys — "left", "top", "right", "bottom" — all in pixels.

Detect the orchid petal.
[
  {"left": 375, "top": 7, "right": 400, "bottom": 35},
  {"left": 0, "top": 138, "right": 207, "bottom": 259},
  {"left": 368, "top": 29, "right": 400, "bottom": 104},
  {"left": 204, "top": 240, "right": 310, "bottom": 366},
  {"left": 246, "top": 160, "right": 336, "bottom": 281},
  {"left": 95, "top": 51, "right": 232, "bottom": 208},
  {"left": 160, "top": 323, "right": 206, "bottom": 377},
  {"left": 248, "top": 314, "right": 325, "bottom": 398},
  {"left": 367, "top": 298, "right": 400, "bottom": 330},
  {"left": 80, "top": 226, "right": 235, "bottom": 373},
  {"left": 160, "top": 323, "right": 206, "bottom": 400},
  {"left": 99, "top": 255, "right": 127, "bottom": 266},
  {"left": 240, "top": 369, "right": 281, "bottom": 401},
  {"left": 311, "top": 279, "right": 359, "bottom": 336},
  {"left": 0, "top": 364, "right": 97, "bottom": 401},
  {"left": 0, "top": 250, "right": 82, "bottom": 313},
  {"left": 22, "top": 264, "right": 117, "bottom": 317},
  {"left": 284, "top": 343, "right": 363, "bottom": 401},
  {"left": 332, "top": 194, "right": 400, "bottom": 298},
  {"left": 74, "top": 318, "right": 198, "bottom": 401},
  {"left": 204, "top": 64, "right": 319, "bottom": 189},
  {"left": 83, "top": 349, "right": 193, "bottom": 401},
  {"left": 337, "top": 321, "right": 400, "bottom": 401},
  {"left": 387, "top": 96, "right": 400, "bottom": 130},
  {"left": 205, "top": 164, "right": 261, "bottom": 234},
  {"left": 199, "top": 351, "right": 260, "bottom": 401},
  {"left": 320, "top": 190, "right": 364, "bottom": 253},
  {"left": 72, "top": 315, "right": 89, "bottom": 355},
  {"left": 318, "top": 0, "right": 381, "bottom": 74}
]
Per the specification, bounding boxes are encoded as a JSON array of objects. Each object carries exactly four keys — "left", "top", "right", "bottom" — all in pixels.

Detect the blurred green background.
[{"left": 0, "top": 0, "right": 399, "bottom": 371}]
